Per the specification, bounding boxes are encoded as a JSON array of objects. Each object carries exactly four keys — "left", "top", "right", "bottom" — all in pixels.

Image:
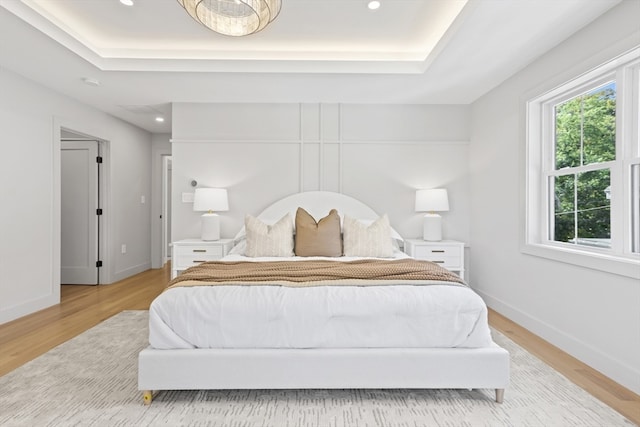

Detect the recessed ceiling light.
[
  {"left": 368, "top": 1, "right": 381, "bottom": 10},
  {"left": 155, "top": 116, "right": 165, "bottom": 123},
  {"left": 120, "top": 0, "right": 134, "bottom": 6},
  {"left": 81, "top": 77, "right": 100, "bottom": 87}
]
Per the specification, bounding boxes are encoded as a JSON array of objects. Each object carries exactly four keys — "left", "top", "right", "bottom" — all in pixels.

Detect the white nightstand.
[
  {"left": 404, "top": 239, "right": 465, "bottom": 280},
  {"left": 171, "top": 238, "right": 234, "bottom": 279}
]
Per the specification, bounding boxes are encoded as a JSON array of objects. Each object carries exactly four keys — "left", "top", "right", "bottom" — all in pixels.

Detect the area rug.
[{"left": 0, "top": 311, "right": 633, "bottom": 427}]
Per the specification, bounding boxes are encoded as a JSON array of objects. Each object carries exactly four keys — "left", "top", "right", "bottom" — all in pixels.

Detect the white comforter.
[{"left": 149, "top": 250, "right": 493, "bottom": 350}]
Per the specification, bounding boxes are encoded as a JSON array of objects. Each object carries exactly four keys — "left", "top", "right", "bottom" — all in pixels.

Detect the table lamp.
[
  {"left": 193, "top": 188, "right": 229, "bottom": 241},
  {"left": 415, "top": 189, "right": 449, "bottom": 241}
]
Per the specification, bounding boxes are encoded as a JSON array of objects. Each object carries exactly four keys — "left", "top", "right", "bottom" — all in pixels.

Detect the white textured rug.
[{"left": 0, "top": 311, "right": 633, "bottom": 427}]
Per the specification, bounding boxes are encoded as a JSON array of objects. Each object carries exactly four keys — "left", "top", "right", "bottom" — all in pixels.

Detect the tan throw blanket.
[{"left": 166, "top": 259, "right": 466, "bottom": 290}]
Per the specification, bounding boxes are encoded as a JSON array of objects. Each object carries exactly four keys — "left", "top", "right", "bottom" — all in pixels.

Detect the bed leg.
[
  {"left": 143, "top": 390, "right": 154, "bottom": 405},
  {"left": 495, "top": 388, "right": 504, "bottom": 403}
]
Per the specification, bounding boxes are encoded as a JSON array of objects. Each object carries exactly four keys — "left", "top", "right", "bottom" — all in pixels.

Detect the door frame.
[
  {"left": 54, "top": 121, "right": 112, "bottom": 286},
  {"left": 152, "top": 144, "right": 172, "bottom": 269},
  {"left": 161, "top": 155, "right": 172, "bottom": 264}
]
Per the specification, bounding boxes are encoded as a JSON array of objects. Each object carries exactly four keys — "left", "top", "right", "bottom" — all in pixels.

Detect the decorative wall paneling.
[{"left": 171, "top": 102, "right": 471, "bottom": 262}]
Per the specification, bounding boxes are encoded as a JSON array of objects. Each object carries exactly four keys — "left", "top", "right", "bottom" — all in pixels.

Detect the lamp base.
[
  {"left": 423, "top": 213, "right": 442, "bottom": 241},
  {"left": 201, "top": 213, "right": 220, "bottom": 241}
]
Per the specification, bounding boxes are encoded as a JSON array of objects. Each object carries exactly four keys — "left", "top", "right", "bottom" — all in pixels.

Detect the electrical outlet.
[
  {"left": 141, "top": 195, "right": 145, "bottom": 204},
  {"left": 121, "top": 244, "right": 127, "bottom": 254}
]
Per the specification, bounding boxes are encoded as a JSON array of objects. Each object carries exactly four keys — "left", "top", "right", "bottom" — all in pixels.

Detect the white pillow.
[
  {"left": 245, "top": 213, "right": 294, "bottom": 257},
  {"left": 343, "top": 214, "right": 393, "bottom": 257}
]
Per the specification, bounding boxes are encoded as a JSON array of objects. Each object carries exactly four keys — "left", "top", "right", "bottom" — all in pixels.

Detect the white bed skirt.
[{"left": 138, "top": 343, "right": 509, "bottom": 401}]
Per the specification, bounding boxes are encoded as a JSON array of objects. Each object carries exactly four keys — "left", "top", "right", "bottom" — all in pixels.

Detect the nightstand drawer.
[
  {"left": 174, "top": 245, "right": 224, "bottom": 259},
  {"left": 421, "top": 256, "right": 461, "bottom": 268},
  {"left": 404, "top": 239, "right": 466, "bottom": 280},
  {"left": 170, "top": 239, "right": 234, "bottom": 279},
  {"left": 412, "top": 245, "right": 462, "bottom": 259},
  {"left": 174, "top": 246, "right": 223, "bottom": 268}
]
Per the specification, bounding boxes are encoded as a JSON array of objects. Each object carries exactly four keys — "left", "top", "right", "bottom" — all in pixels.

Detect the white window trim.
[{"left": 524, "top": 47, "right": 640, "bottom": 279}]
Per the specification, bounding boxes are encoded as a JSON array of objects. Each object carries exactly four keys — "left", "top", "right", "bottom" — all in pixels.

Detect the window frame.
[{"left": 524, "top": 48, "right": 640, "bottom": 278}]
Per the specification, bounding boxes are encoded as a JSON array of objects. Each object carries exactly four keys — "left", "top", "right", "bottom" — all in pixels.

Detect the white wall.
[
  {"left": 0, "top": 67, "right": 153, "bottom": 324},
  {"left": 110, "top": 126, "right": 152, "bottom": 282},
  {"left": 469, "top": 1, "right": 640, "bottom": 393},
  {"left": 171, "top": 102, "right": 471, "bottom": 267}
]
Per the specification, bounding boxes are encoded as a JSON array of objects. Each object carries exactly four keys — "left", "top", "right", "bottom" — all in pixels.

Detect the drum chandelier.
[{"left": 177, "top": 0, "right": 282, "bottom": 37}]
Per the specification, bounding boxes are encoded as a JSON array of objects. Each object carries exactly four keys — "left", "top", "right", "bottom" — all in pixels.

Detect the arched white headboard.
[{"left": 234, "top": 191, "right": 403, "bottom": 241}]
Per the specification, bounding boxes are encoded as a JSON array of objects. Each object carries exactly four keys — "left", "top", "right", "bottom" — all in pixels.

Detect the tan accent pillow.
[
  {"left": 294, "top": 208, "right": 343, "bottom": 257},
  {"left": 245, "top": 213, "right": 294, "bottom": 257},
  {"left": 343, "top": 214, "right": 393, "bottom": 258}
]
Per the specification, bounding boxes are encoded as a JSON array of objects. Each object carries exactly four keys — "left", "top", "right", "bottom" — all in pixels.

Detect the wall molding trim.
[
  {"left": 477, "top": 289, "right": 640, "bottom": 394},
  {"left": 0, "top": 293, "right": 59, "bottom": 325},
  {"left": 112, "top": 262, "right": 152, "bottom": 284},
  {"left": 169, "top": 138, "right": 470, "bottom": 146},
  {"left": 170, "top": 101, "right": 472, "bottom": 250}
]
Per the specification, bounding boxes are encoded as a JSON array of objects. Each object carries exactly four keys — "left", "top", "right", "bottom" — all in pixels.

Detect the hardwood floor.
[
  {"left": 489, "top": 310, "right": 640, "bottom": 424},
  {"left": 1, "top": 263, "right": 638, "bottom": 424},
  {"left": 0, "top": 265, "right": 169, "bottom": 379}
]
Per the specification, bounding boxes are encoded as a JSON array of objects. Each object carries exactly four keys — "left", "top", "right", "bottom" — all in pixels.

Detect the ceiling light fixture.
[
  {"left": 155, "top": 116, "right": 165, "bottom": 123},
  {"left": 368, "top": 1, "right": 381, "bottom": 10},
  {"left": 120, "top": 0, "right": 134, "bottom": 6},
  {"left": 177, "top": 0, "right": 282, "bottom": 37}
]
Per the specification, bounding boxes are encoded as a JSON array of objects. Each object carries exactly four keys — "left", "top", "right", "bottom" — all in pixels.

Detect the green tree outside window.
[{"left": 553, "top": 83, "right": 615, "bottom": 246}]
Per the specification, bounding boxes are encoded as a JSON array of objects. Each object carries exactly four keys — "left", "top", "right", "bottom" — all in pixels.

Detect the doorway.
[
  {"left": 161, "top": 155, "right": 172, "bottom": 264},
  {"left": 61, "top": 131, "right": 103, "bottom": 285}
]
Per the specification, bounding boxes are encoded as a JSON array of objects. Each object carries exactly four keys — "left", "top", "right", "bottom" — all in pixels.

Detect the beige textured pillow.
[
  {"left": 245, "top": 213, "right": 294, "bottom": 257},
  {"left": 295, "top": 208, "right": 342, "bottom": 257},
  {"left": 343, "top": 214, "right": 393, "bottom": 257}
]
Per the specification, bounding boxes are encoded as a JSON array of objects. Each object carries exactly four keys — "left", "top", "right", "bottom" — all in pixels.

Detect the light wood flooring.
[{"left": 0, "top": 263, "right": 638, "bottom": 424}]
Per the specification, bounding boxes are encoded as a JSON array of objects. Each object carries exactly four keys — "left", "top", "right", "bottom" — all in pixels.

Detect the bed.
[{"left": 138, "top": 191, "right": 509, "bottom": 404}]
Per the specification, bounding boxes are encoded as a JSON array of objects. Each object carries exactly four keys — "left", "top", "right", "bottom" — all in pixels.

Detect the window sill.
[{"left": 521, "top": 243, "right": 639, "bottom": 279}]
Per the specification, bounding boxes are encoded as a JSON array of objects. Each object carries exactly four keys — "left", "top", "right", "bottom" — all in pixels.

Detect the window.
[
  {"left": 551, "top": 82, "right": 615, "bottom": 249},
  {"left": 525, "top": 48, "right": 640, "bottom": 277}
]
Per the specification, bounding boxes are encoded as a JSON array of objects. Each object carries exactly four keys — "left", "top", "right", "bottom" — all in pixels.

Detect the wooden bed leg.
[
  {"left": 495, "top": 388, "right": 504, "bottom": 403},
  {"left": 143, "top": 390, "right": 154, "bottom": 405}
]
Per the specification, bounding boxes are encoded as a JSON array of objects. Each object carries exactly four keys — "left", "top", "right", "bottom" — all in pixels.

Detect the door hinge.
[
  {"left": 96, "top": 156, "right": 103, "bottom": 164},
  {"left": 96, "top": 208, "right": 103, "bottom": 215},
  {"left": 96, "top": 260, "right": 103, "bottom": 268}
]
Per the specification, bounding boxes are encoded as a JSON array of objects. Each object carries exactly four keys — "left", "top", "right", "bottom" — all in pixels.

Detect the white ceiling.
[{"left": 0, "top": 0, "right": 622, "bottom": 133}]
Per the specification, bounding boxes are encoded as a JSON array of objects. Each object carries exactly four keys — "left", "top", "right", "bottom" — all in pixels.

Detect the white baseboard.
[
  {"left": 0, "top": 293, "right": 59, "bottom": 325},
  {"left": 110, "top": 262, "right": 152, "bottom": 284},
  {"left": 478, "top": 289, "right": 640, "bottom": 395}
]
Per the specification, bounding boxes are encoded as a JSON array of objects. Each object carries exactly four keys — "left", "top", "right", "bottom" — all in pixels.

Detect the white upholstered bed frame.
[{"left": 138, "top": 191, "right": 509, "bottom": 404}]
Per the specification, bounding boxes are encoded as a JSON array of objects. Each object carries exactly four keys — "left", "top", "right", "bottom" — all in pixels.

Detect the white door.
[{"left": 61, "top": 140, "right": 100, "bottom": 285}]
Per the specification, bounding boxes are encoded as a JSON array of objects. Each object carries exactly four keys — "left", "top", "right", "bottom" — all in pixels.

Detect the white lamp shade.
[
  {"left": 193, "top": 188, "right": 229, "bottom": 212},
  {"left": 415, "top": 189, "right": 449, "bottom": 212}
]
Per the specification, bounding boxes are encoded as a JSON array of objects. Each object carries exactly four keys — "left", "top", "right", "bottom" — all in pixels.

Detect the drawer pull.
[
  {"left": 193, "top": 260, "right": 206, "bottom": 263},
  {"left": 431, "top": 250, "right": 445, "bottom": 253},
  {"left": 433, "top": 260, "right": 445, "bottom": 264},
  {"left": 192, "top": 249, "right": 207, "bottom": 253}
]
